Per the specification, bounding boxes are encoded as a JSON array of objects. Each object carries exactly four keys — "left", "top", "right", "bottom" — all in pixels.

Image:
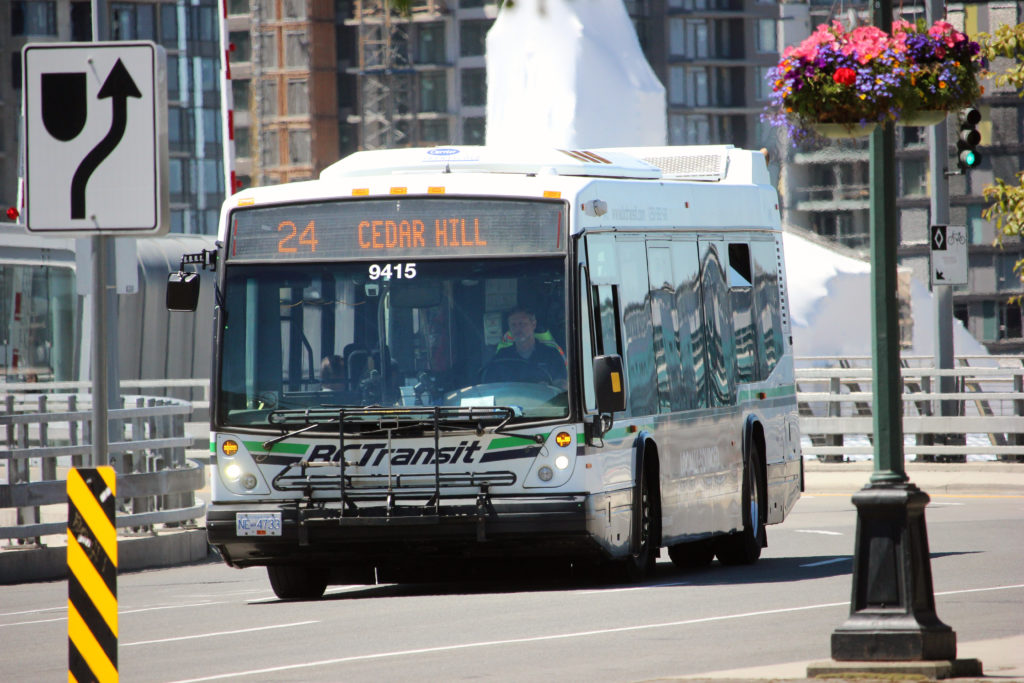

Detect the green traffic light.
[{"left": 962, "top": 150, "right": 976, "bottom": 167}]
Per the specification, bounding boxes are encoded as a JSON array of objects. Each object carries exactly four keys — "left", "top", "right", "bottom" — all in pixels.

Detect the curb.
[
  {"left": 804, "top": 461, "right": 1024, "bottom": 496},
  {"left": 0, "top": 528, "right": 213, "bottom": 585}
]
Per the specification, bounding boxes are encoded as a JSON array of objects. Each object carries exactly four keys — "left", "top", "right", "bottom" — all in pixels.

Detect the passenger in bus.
[
  {"left": 320, "top": 355, "right": 346, "bottom": 391},
  {"left": 487, "top": 307, "right": 567, "bottom": 386}
]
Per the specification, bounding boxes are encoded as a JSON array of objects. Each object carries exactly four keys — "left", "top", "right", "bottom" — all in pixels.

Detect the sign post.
[{"left": 21, "top": 42, "right": 168, "bottom": 466}]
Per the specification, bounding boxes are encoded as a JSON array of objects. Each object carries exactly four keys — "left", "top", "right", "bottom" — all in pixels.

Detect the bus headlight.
[
  {"left": 525, "top": 427, "right": 577, "bottom": 488},
  {"left": 224, "top": 462, "right": 243, "bottom": 481},
  {"left": 215, "top": 436, "right": 271, "bottom": 495}
]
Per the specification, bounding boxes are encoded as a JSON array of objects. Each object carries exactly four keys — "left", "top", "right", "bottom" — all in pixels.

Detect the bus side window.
[
  {"left": 593, "top": 284, "right": 621, "bottom": 357},
  {"left": 618, "top": 239, "right": 658, "bottom": 417},
  {"left": 728, "top": 242, "right": 759, "bottom": 384},
  {"left": 579, "top": 264, "right": 596, "bottom": 412},
  {"left": 671, "top": 240, "right": 705, "bottom": 410},
  {"left": 586, "top": 234, "right": 622, "bottom": 358},
  {"left": 751, "top": 241, "right": 784, "bottom": 377},
  {"left": 699, "top": 240, "right": 735, "bottom": 406},
  {"left": 647, "top": 243, "right": 685, "bottom": 414}
]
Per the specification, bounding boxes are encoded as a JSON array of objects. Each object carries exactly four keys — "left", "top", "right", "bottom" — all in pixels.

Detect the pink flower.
[
  {"left": 929, "top": 20, "right": 954, "bottom": 38},
  {"left": 844, "top": 25, "right": 890, "bottom": 64},
  {"left": 786, "top": 22, "right": 842, "bottom": 62}
]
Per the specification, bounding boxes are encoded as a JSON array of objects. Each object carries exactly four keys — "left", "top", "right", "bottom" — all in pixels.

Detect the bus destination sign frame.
[{"left": 227, "top": 197, "right": 566, "bottom": 261}]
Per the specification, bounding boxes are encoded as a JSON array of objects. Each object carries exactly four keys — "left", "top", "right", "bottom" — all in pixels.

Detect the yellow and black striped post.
[{"left": 68, "top": 467, "right": 118, "bottom": 682}]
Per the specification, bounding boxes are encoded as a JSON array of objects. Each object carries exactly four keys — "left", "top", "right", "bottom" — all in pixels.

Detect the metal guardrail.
[
  {"left": 1, "top": 379, "right": 210, "bottom": 412},
  {"left": 796, "top": 355, "right": 1024, "bottom": 462},
  {"left": 1, "top": 392, "right": 204, "bottom": 546}
]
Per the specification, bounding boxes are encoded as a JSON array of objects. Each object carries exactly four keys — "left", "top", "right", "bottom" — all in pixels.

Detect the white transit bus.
[{"left": 169, "top": 145, "right": 802, "bottom": 599}]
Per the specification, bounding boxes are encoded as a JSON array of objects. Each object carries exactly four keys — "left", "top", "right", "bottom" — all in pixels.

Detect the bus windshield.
[{"left": 217, "top": 257, "right": 568, "bottom": 427}]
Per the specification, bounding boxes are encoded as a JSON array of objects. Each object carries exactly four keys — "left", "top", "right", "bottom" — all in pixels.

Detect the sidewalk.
[{"left": 659, "top": 634, "right": 1024, "bottom": 682}]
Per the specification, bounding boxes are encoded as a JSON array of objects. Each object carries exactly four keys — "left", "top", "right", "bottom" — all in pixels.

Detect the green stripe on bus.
[
  {"left": 488, "top": 433, "right": 549, "bottom": 450},
  {"left": 243, "top": 441, "right": 309, "bottom": 455},
  {"left": 738, "top": 384, "right": 797, "bottom": 402}
]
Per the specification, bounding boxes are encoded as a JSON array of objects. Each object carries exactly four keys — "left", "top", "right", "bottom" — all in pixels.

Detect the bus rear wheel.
[
  {"left": 667, "top": 538, "right": 715, "bottom": 569},
  {"left": 715, "top": 447, "right": 765, "bottom": 566},
  {"left": 267, "top": 564, "right": 329, "bottom": 600}
]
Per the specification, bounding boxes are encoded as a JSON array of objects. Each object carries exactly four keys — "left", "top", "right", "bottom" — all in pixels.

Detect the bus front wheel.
[
  {"left": 715, "top": 447, "right": 765, "bottom": 566},
  {"left": 617, "top": 463, "right": 659, "bottom": 582},
  {"left": 267, "top": 564, "right": 329, "bottom": 600}
]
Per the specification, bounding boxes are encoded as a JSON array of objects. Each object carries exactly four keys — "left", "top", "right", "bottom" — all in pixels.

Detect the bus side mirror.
[
  {"left": 167, "top": 271, "right": 200, "bottom": 312},
  {"left": 593, "top": 354, "right": 626, "bottom": 415}
]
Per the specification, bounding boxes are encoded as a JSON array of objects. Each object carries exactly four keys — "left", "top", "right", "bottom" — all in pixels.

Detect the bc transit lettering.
[{"left": 305, "top": 441, "right": 483, "bottom": 467}]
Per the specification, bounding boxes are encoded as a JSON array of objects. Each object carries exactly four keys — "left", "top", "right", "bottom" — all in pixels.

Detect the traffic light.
[{"left": 957, "top": 107, "right": 982, "bottom": 171}]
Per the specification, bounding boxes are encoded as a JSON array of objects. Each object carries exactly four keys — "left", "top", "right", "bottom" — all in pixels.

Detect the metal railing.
[
  {"left": 1, "top": 392, "right": 204, "bottom": 546},
  {"left": 3, "top": 354, "right": 1021, "bottom": 545},
  {"left": 1, "top": 379, "right": 210, "bottom": 413},
  {"left": 796, "top": 355, "right": 1024, "bottom": 462}
]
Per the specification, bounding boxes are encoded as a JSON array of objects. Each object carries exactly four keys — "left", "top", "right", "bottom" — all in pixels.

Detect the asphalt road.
[{"left": 2, "top": 491, "right": 1022, "bottom": 682}]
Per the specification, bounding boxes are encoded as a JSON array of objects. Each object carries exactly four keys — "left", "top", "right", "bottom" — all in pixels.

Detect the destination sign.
[{"left": 227, "top": 198, "right": 565, "bottom": 260}]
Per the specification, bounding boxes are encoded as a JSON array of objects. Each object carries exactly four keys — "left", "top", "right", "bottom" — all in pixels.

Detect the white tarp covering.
[
  {"left": 485, "top": 0, "right": 667, "bottom": 148},
  {"left": 783, "top": 231, "right": 988, "bottom": 358}
]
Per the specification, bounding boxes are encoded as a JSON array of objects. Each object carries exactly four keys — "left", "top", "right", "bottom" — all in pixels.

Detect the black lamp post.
[{"left": 828, "top": 0, "right": 958, "bottom": 664}]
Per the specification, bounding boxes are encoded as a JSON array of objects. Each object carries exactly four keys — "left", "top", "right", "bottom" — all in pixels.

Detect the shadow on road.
[{"left": 250, "top": 550, "right": 977, "bottom": 604}]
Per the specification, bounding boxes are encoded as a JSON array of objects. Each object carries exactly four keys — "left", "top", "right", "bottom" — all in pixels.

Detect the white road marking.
[
  {"left": 0, "top": 606, "right": 66, "bottom": 617},
  {"left": 799, "top": 557, "right": 850, "bottom": 568},
  {"left": 576, "top": 581, "right": 691, "bottom": 594},
  {"left": 0, "top": 600, "right": 220, "bottom": 628},
  {"left": 168, "top": 582, "right": 1024, "bottom": 683},
  {"left": 794, "top": 529, "right": 843, "bottom": 536},
  {"left": 124, "top": 621, "right": 318, "bottom": 646}
]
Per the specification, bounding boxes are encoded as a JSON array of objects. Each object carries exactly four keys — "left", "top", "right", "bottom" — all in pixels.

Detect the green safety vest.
[{"left": 495, "top": 330, "right": 566, "bottom": 361}]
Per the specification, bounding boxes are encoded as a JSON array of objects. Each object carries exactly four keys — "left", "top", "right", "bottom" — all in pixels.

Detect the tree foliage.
[{"left": 978, "top": 24, "right": 1024, "bottom": 287}]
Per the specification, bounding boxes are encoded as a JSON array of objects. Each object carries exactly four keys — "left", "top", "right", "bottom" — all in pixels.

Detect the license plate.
[{"left": 236, "top": 512, "right": 282, "bottom": 537}]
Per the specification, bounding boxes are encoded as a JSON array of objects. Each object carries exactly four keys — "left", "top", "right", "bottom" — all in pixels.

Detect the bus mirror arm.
[{"left": 585, "top": 412, "right": 614, "bottom": 445}]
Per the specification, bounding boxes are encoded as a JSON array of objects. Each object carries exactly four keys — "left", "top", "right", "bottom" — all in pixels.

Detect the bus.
[{"left": 169, "top": 145, "right": 802, "bottom": 599}]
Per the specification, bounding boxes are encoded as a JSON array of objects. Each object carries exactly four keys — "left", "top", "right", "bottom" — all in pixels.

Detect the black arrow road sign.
[{"left": 70, "top": 59, "right": 141, "bottom": 219}]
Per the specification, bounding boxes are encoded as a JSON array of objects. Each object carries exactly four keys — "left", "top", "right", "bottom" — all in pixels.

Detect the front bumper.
[{"left": 207, "top": 494, "right": 597, "bottom": 568}]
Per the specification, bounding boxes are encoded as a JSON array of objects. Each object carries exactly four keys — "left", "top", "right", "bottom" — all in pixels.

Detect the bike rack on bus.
[{"left": 264, "top": 406, "right": 523, "bottom": 521}]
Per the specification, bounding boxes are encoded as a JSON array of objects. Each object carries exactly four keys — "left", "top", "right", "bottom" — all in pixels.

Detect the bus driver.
[{"left": 489, "top": 307, "right": 567, "bottom": 386}]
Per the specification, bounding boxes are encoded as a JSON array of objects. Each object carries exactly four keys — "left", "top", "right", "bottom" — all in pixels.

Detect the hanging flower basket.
[
  {"left": 763, "top": 19, "right": 981, "bottom": 143},
  {"left": 810, "top": 122, "right": 878, "bottom": 139},
  {"left": 895, "top": 110, "right": 947, "bottom": 127}
]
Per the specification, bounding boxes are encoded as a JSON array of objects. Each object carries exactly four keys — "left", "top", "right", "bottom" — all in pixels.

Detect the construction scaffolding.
[{"left": 347, "top": 0, "right": 447, "bottom": 150}]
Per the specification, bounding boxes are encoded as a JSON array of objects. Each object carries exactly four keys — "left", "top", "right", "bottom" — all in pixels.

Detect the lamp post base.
[{"left": 830, "top": 481, "right": 958, "bottom": 662}]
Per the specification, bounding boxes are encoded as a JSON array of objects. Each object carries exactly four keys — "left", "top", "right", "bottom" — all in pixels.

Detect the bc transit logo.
[{"left": 427, "top": 147, "right": 461, "bottom": 156}]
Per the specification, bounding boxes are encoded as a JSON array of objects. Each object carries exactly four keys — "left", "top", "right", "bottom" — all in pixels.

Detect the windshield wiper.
[
  {"left": 263, "top": 405, "right": 543, "bottom": 442},
  {"left": 263, "top": 421, "right": 326, "bottom": 451}
]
